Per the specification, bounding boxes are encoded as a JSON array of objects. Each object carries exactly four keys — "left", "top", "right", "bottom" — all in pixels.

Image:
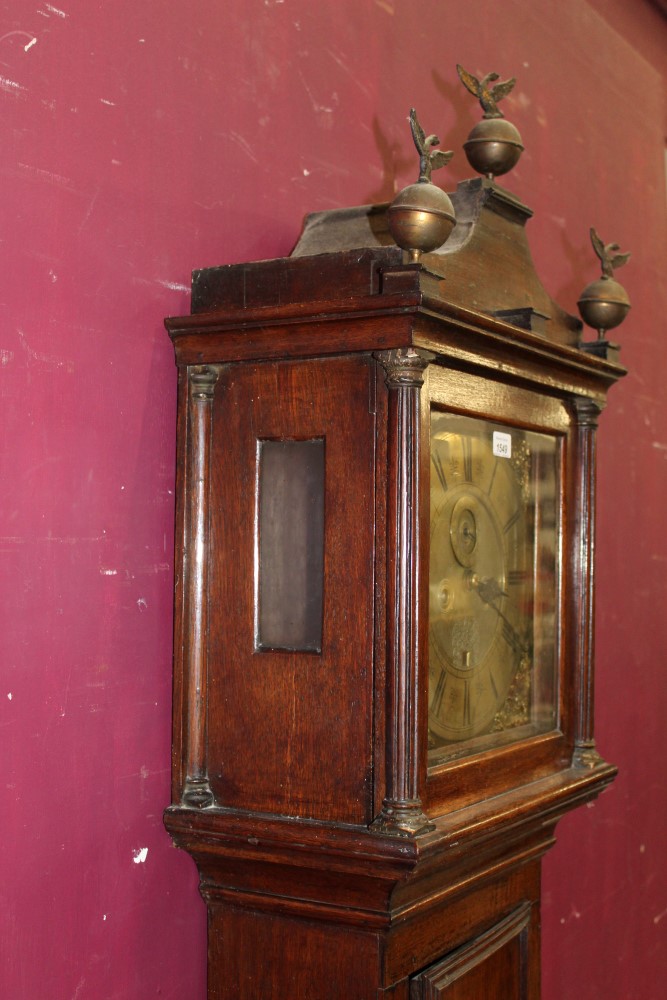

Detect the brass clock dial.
[{"left": 428, "top": 411, "right": 559, "bottom": 753}]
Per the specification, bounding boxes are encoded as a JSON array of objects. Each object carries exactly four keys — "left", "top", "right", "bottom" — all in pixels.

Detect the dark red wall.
[{"left": 2, "top": 2, "right": 665, "bottom": 997}]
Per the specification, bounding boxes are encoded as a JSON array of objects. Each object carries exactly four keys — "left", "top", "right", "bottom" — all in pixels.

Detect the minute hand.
[{"left": 474, "top": 576, "right": 529, "bottom": 657}]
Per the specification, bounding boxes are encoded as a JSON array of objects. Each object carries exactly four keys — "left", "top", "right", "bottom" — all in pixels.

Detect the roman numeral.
[
  {"left": 430, "top": 670, "right": 447, "bottom": 716},
  {"left": 431, "top": 450, "right": 448, "bottom": 491},
  {"left": 487, "top": 458, "right": 499, "bottom": 496},
  {"left": 503, "top": 509, "right": 521, "bottom": 534},
  {"left": 462, "top": 439, "right": 473, "bottom": 482},
  {"left": 463, "top": 678, "right": 471, "bottom": 728}
]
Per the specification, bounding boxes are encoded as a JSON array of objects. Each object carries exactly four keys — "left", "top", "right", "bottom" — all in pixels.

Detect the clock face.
[{"left": 428, "top": 411, "right": 559, "bottom": 756}]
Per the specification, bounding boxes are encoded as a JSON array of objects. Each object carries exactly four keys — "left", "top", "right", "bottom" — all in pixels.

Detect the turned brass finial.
[
  {"left": 456, "top": 63, "right": 524, "bottom": 179},
  {"left": 578, "top": 228, "right": 631, "bottom": 342},
  {"left": 387, "top": 108, "right": 456, "bottom": 262}
]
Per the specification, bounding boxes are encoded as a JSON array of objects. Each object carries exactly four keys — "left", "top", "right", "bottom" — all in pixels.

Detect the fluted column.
[
  {"left": 182, "top": 365, "right": 219, "bottom": 807},
  {"left": 569, "top": 396, "right": 603, "bottom": 769},
  {"left": 374, "top": 348, "right": 434, "bottom": 835}
]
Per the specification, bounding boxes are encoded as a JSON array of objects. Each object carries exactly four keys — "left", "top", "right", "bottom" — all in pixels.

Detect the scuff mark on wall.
[
  {"left": 44, "top": 3, "right": 68, "bottom": 18},
  {"left": 17, "top": 329, "right": 75, "bottom": 373},
  {"left": 227, "top": 130, "right": 260, "bottom": 165},
  {"left": 0, "top": 76, "right": 26, "bottom": 97},
  {"left": 156, "top": 279, "right": 189, "bottom": 293},
  {"left": 0, "top": 30, "right": 38, "bottom": 51},
  {"left": 296, "top": 69, "right": 337, "bottom": 126},
  {"left": 78, "top": 188, "right": 100, "bottom": 234},
  {"left": 17, "top": 162, "right": 73, "bottom": 189},
  {"left": 324, "top": 48, "right": 372, "bottom": 98}
]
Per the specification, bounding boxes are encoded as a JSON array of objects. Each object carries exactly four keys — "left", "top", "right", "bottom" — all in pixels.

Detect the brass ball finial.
[
  {"left": 456, "top": 64, "right": 524, "bottom": 179},
  {"left": 578, "top": 228, "right": 631, "bottom": 341},
  {"left": 387, "top": 108, "right": 456, "bottom": 262}
]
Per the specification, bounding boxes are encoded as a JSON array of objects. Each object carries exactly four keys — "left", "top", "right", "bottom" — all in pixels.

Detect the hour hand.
[
  {"left": 473, "top": 576, "right": 529, "bottom": 657},
  {"left": 475, "top": 576, "right": 508, "bottom": 605}
]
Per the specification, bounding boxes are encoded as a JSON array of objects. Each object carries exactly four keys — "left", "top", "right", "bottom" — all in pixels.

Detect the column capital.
[
  {"left": 189, "top": 365, "right": 219, "bottom": 401},
  {"left": 571, "top": 395, "right": 604, "bottom": 427},
  {"left": 375, "top": 348, "right": 434, "bottom": 388}
]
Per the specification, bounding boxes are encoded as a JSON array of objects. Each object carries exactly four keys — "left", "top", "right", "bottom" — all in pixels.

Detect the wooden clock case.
[{"left": 164, "top": 178, "right": 625, "bottom": 998}]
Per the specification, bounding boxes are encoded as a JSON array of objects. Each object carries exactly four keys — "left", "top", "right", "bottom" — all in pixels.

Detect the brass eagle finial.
[
  {"left": 408, "top": 108, "right": 454, "bottom": 183},
  {"left": 456, "top": 64, "right": 516, "bottom": 120},
  {"left": 386, "top": 108, "right": 456, "bottom": 260},
  {"left": 578, "top": 228, "right": 632, "bottom": 344},
  {"left": 590, "top": 228, "right": 631, "bottom": 279}
]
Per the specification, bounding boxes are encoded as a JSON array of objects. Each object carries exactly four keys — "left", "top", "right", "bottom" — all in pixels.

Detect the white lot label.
[{"left": 493, "top": 431, "right": 512, "bottom": 458}]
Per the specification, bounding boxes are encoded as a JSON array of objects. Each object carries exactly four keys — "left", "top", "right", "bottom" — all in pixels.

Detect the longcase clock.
[{"left": 163, "top": 91, "right": 627, "bottom": 998}]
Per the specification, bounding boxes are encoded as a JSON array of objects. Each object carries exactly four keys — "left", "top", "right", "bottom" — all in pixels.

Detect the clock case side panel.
[
  {"left": 203, "top": 353, "right": 378, "bottom": 825},
  {"left": 206, "top": 903, "right": 384, "bottom": 1000}
]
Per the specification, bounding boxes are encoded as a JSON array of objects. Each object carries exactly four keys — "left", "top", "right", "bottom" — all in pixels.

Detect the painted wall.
[{"left": 2, "top": 2, "right": 665, "bottom": 997}]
